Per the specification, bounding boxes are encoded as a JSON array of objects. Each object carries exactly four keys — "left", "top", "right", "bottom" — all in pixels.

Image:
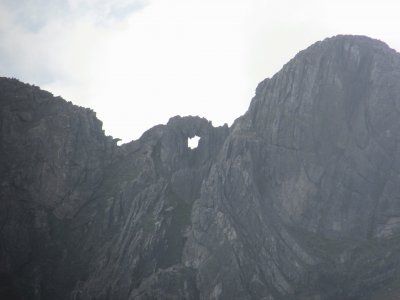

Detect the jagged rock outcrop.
[{"left": 1, "top": 35, "right": 400, "bottom": 300}]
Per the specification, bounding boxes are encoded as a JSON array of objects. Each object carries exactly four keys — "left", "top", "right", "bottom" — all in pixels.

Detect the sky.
[{"left": 1, "top": 0, "right": 400, "bottom": 143}]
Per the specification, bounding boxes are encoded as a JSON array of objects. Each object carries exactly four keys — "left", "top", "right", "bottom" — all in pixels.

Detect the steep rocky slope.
[{"left": 1, "top": 35, "right": 400, "bottom": 299}]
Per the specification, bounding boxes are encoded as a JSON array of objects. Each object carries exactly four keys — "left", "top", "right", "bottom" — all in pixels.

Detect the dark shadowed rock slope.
[{"left": 2, "top": 35, "right": 400, "bottom": 300}]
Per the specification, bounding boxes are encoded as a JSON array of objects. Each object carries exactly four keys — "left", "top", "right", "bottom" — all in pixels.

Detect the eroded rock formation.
[{"left": 1, "top": 35, "right": 400, "bottom": 299}]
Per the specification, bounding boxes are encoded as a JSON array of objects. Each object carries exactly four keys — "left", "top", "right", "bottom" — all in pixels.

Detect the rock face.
[{"left": 1, "top": 35, "right": 400, "bottom": 300}]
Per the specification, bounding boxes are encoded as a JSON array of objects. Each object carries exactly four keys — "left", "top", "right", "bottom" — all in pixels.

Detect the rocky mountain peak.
[{"left": 1, "top": 36, "right": 400, "bottom": 299}]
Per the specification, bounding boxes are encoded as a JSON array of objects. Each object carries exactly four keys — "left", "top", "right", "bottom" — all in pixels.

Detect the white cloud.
[
  {"left": 1, "top": 0, "right": 400, "bottom": 142},
  {"left": 81, "top": 0, "right": 252, "bottom": 140}
]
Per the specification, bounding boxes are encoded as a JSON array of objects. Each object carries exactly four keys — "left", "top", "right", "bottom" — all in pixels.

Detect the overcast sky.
[{"left": 1, "top": 0, "right": 400, "bottom": 142}]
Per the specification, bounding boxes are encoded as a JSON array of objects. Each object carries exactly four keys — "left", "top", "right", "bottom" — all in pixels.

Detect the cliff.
[{"left": 1, "top": 35, "right": 400, "bottom": 299}]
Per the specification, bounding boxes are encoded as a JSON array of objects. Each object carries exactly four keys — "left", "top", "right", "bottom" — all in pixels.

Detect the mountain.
[{"left": 1, "top": 35, "right": 400, "bottom": 300}]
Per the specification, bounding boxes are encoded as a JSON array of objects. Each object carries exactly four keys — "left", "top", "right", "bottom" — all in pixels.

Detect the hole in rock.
[{"left": 188, "top": 135, "right": 200, "bottom": 149}]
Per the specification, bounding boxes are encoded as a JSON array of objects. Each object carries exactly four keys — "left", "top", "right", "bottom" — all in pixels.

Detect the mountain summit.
[{"left": 1, "top": 35, "right": 400, "bottom": 299}]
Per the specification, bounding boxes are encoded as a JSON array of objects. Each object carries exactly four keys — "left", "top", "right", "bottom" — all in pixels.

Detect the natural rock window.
[{"left": 188, "top": 135, "right": 200, "bottom": 149}]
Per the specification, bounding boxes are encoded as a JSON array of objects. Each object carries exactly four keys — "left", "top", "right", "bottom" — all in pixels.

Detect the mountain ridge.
[{"left": 1, "top": 35, "right": 400, "bottom": 299}]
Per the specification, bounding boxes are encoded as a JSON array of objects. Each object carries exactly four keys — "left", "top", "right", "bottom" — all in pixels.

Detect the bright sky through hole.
[
  {"left": 0, "top": 0, "right": 400, "bottom": 143},
  {"left": 188, "top": 136, "right": 200, "bottom": 149}
]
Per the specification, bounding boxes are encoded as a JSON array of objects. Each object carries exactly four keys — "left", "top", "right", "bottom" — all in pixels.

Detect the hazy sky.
[{"left": 1, "top": 0, "right": 399, "bottom": 142}]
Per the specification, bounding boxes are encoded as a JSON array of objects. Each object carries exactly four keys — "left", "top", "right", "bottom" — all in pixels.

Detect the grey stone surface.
[{"left": 1, "top": 35, "right": 400, "bottom": 299}]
